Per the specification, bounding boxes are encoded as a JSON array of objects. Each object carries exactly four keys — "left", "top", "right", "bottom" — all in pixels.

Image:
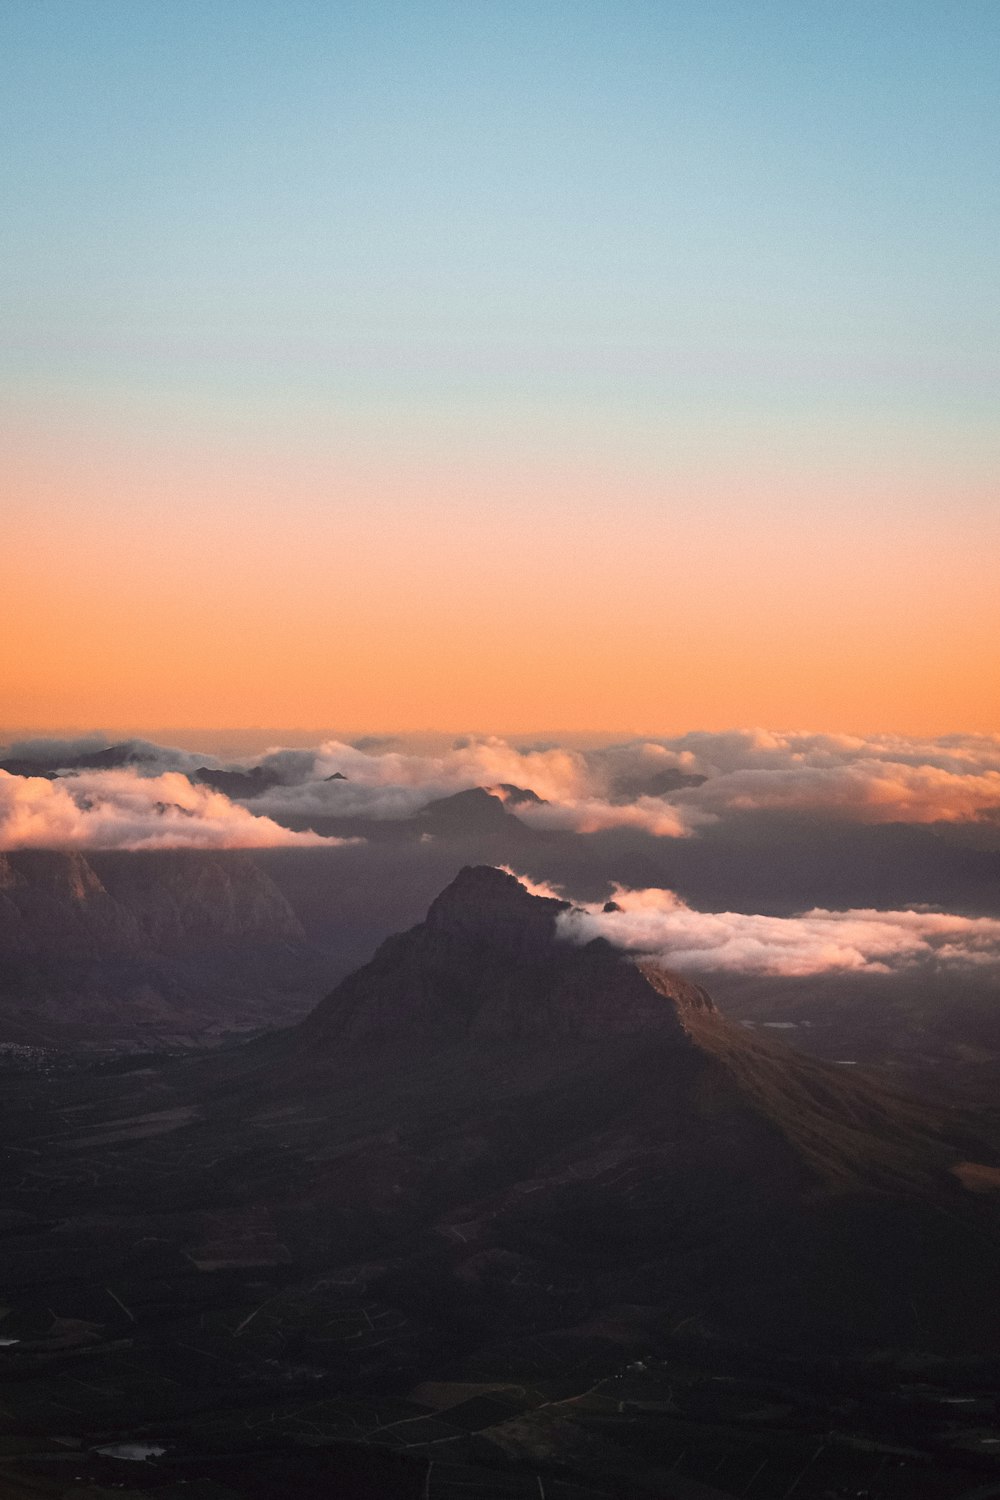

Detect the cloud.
[
  {"left": 511, "top": 795, "right": 695, "bottom": 837},
  {"left": 118, "top": 738, "right": 222, "bottom": 774},
  {"left": 246, "top": 735, "right": 719, "bottom": 835},
  {"left": 660, "top": 732, "right": 1000, "bottom": 825},
  {"left": 250, "top": 730, "right": 1000, "bottom": 830},
  {"left": 248, "top": 736, "right": 597, "bottom": 823},
  {"left": 679, "top": 760, "right": 1000, "bottom": 825},
  {"left": 10, "top": 729, "right": 1000, "bottom": 838},
  {"left": 0, "top": 770, "right": 341, "bottom": 851},
  {"left": 658, "top": 730, "right": 1000, "bottom": 781},
  {"left": 551, "top": 882, "right": 1000, "bottom": 977}
]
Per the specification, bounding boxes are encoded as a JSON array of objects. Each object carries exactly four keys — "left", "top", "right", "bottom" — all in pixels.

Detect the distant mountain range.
[
  {"left": 0, "top": 849, "right": 326, "bottom": 1047},
  {"left": 0, "top": 743, "right": 150, "bottom": 777},
  {"left": 270, "top": 784, "right": 544, "bottom": 842}
]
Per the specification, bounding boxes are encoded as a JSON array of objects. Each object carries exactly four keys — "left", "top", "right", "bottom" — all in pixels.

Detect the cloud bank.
[
  {"left": 246, "top": 730, "right": 1000, "bottom": 834},
  {"left": 4, "top": 728, "right": 1000, "bottom": 843},
  {"left": 550, "top": 882, "right": 1000, "bottom": 978},
  {"left": 0, "top": 770, "right": 336, "bottom": 851}
]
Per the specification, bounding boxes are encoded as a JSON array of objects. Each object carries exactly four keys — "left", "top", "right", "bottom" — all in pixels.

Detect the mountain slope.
[
  {"left": 268, "top": 785, "right": 538, "bottom": 843},
  {"left": 212, "top": 865, "right": 1000, "bottom": 1355},
  {"left": 0, "top": 849, "right": 322, "bottom": 1045},
  {"left": 0, "top": 848, "right": 304, "bottom": 958},
  {"left": 296, "top": 866, "right": 967, "bottom": 1188}
]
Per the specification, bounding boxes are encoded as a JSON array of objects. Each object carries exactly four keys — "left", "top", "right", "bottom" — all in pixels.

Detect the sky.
[{"left": 3, "top": 1, "right": 998, "bottom": 734}]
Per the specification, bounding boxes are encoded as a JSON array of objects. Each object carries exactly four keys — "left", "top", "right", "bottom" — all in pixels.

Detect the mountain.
[
  {"left": 0, "top": 849, "right": 325, "bottom": 1047},
  {"left": 0, "top": 848, "right": 304, "bottom": 957},
  {"left": 415, "top": 786, "right": 533, "bottom": 837},
  {"left": 287, "top": 866, "right": 996, "bottom": 1212},
  {"left": 2, "top": 867, "right": 1000, "bottom": 1497},
  {"left": 273, "top": 784, "right": 538, "bottom": 843},
  {"left": 237, "top": 867, "right": 1000, "bottom": 1367},
  {"left": 489, "top": 781, "right": 548, "bottom": 806},
  {"left": 191, "top": 765, "right": 284, "bottom": 797},
  {"left": 606, "top": 767, "right": 708, "bottom": 800},
  {"left": 0, "top": 742, "right": 151, "bottom": 777},
  {"left": 301, "top": 862, "right": 712, "bottom": 1047}
]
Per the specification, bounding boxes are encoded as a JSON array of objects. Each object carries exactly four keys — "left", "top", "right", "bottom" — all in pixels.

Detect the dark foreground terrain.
[{"left": 2, "top": 868, "right": 1000, "bottom": 1498}]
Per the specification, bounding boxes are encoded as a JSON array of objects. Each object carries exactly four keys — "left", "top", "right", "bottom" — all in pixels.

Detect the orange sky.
[{"left": 4, "top": 421, "right": 998, "bottom": 738}]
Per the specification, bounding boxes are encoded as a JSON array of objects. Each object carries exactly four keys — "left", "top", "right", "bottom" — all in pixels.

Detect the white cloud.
[
  {"left": 512, "top": 795, "right": 695, "bottom": 837},
  {"left": 0, "top": 770, "right": 342, "bottom": 851},
  {"left": 552, "top": 882, "right": 1000, "bottom": 977},
  {"left": 11, "top": 729, "right": 1000, "bottom": 838},
  {"left": 253, "top": 730, "right": 1000, "bottom": 830}
]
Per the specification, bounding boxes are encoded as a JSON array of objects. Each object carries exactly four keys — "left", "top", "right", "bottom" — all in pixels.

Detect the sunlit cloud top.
[
  {"left": 555, "top": 885, "right": 1000, "bottom": 978},
  {"left": 3, "top": 728, "right": 1000, "bottom": 850},
  {"left": 0, "top": 769, "right": 337, "bottom": 852}
]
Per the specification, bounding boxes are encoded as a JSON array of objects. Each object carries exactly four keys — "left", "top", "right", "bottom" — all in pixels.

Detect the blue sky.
[{"left": 4, "top": 0, "right": 998, "bottom": 456}]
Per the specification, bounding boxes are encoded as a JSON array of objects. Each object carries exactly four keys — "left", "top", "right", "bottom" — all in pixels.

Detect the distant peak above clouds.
[
  {"left": 1, "top": 736, "right": 215, "bottom": 778},
  {"left": 2, "top": 728, "right": 999, "bottom": 850}
]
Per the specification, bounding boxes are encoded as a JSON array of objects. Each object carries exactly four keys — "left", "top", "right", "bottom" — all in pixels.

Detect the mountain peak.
[
  {"left": 424, "top": 862, "right": 566, "bottom": 931},
  {"left": 489, "top": 782, "right": 547, "bottom": 806},
  {"left": 416, "top": 788, "right": 515, "bottom": 833},
  {"left": 302, "top": 866, "right": 709, "bottom": 1048},
  {"left": 293, "top": 869, "right": 974, "bottom": 1216}
]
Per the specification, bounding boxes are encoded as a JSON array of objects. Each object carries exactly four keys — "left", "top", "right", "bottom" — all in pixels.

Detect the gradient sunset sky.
[{"left": 3, "top": 1, "right": 998, "bottom": 735}]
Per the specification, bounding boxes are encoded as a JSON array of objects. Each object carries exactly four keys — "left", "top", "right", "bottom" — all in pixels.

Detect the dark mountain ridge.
[
  {"left": 191, "top": 765, "right": 284, "bottom": 797},
  {"left": 0, "top": 848, "right": 303, "bottom": 958},
  {"left": 273, "top": 783, "right": 538, "bottom": 843},
  {"left": 289, "top": 867, "right": 983, "bottom": 1198},
  {"left": 303, "top": 863, "right": 713, "bottom": 1049},
  {"left": 0, "top": 849, "right": 324, "bottom": 1046},
  {"left": 0, "top": 742, "right": 147, "bottom": 777}
]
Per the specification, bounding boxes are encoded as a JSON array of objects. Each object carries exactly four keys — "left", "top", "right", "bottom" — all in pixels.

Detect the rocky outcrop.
[
  {"left": 0, "top": 850, "right": 319, "bottom": 1045},
  {"left": 0, "top": 848, "right": 303, "bottom": 959},
  {"left": 191, "top": 766, "right": 283, "bottom": 798},
  {"left": 303, "top": 864, "right": 712, "bottom": 1046},
  {"left": 296, "top": 867, "right": 973, "bottom": 1203}
]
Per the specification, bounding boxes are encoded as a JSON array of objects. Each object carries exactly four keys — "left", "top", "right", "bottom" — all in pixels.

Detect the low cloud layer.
[
  {"left": 4, "top": 729, "right": 1000, "bottom": 843},
  {"left": 232, "top": 730, "right": 1000, "bottom": 835},
  {"left": 550, "top": 882, "right": 1000, "bottom": 978},
  {"left": 248, "top": 730, "right": 1000, "bottom": 835},
  {"left": 0, "top": 770, "right": 336, "bottom": 851}
]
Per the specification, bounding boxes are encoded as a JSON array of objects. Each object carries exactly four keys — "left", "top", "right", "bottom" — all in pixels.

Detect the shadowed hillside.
[{"left": 2, "top": 869, "right": 1000, "bottom": 1496}]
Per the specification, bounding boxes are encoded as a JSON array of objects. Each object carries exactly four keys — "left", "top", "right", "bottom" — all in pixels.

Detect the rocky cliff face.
[
  {"left": 304, "top": 864, "right": 714, "bottom": 1047},
  {"left": 292, "top": 868, "right": 975, "bottom": 1200},
  {"left": 0, "top": 849, "right": 320, "bottom": 1045},
  {"left": 0, "top": 848, "right": 304, "bottom": 959},
  {"left": 0, "top": 850, "right": 129, "bottom": 957},
  {"left": 93, "top": 849, "right": 306, "bottom": 952}
]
